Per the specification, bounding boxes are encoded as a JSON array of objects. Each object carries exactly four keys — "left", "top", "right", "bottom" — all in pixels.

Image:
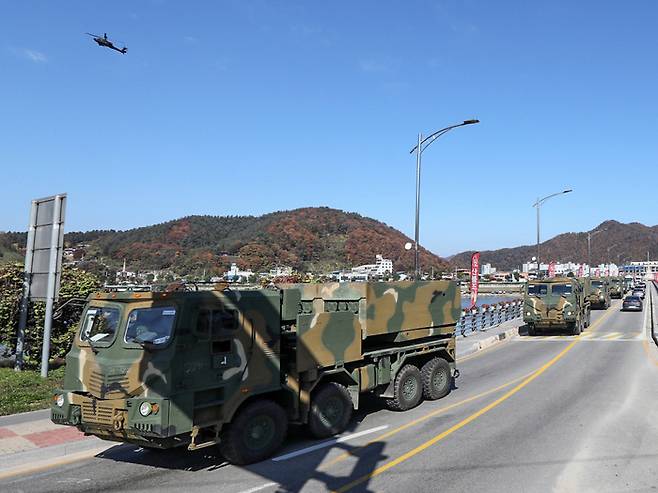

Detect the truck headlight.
[
  {"left": 55, "top": 394, "right": 64, "bottom": 408},
  {"left": 526, "top": 311, "right": 531, "bottom": 316},
  {"left": 139, "top": 402, "right": 153, "bottom": 417},
  {"left": 567, "top": 311, "right": 573, "bottom": 316}
]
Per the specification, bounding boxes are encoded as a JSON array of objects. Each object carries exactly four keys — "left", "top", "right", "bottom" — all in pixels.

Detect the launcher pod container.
[
  {"left": 51, "top": 281, "right": 460, "bottom": 464},
  {"left": 584, "top": 276, "right": 611, "bottom": 309},
  {"left": 523, "top": 277, "right": 591, "bottom": 336}
]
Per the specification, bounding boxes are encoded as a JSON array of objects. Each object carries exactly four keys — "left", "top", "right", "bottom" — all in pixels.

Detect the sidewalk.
[{"left": 0, "top": 409, "right": 91, "bottom": 455}]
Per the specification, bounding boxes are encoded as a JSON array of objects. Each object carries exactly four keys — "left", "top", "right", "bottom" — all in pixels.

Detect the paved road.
[{"left": 4, "top": 297, "right": 658, "bottom": 493}]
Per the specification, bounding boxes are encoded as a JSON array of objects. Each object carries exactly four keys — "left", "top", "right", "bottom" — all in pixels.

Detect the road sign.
[{"left": 15, "top": 194, "right": 67, "bottom": 374}]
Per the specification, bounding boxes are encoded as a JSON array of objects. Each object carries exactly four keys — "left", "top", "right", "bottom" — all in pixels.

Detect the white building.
[
  {"left": 481, "top": 263, "right": 497, "bottom": 275},
  {"left": 622, "top": 261, "right": 658, "bottom": 281},
  {"left": 225, "top": 263, "right": 254, "bottom": 282},
  {"left": 352, "top": 255, "right": 393, "bottom": 277}
]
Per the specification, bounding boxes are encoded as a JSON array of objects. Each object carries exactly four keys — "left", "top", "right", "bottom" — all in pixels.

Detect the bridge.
[{"left": 1, "top": 284, "right": 657, "bottom": 492}]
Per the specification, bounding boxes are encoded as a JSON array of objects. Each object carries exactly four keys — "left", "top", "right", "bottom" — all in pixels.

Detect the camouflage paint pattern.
[
  {"left": 52, "top": 281, "right": 459, "bottom": 450},
  {"left": 609, "top": 277, "right": 624, "bottom": 299},
  {"left": 523, "top": 277, "right": 589, "bottom": 331},
  {"left": 584, "top": 276, "right": 611, "bottom": 309}
]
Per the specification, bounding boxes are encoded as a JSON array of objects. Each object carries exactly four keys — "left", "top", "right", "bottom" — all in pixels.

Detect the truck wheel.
[
  {"left": 421, "top": 357, "right": 452, "bottom": 400},
  {"left": 219, "top": 400, "right": 287, "bottom": 465},
  {"left": 570, "top": 322, "right": 581, "bottom": 336},
  {"left": 527, "top": 324, "right": 536, "bottom": 336},
  {"left": 308, "top": 382, "right": 353, "bottom": 439},
  {"left": 385, "top": 364, "right": 422, "bottom": 411}
]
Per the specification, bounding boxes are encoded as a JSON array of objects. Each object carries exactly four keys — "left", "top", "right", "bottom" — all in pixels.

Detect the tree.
[{"left": 0, "top": 264, "right": 101, "bottom": 368}]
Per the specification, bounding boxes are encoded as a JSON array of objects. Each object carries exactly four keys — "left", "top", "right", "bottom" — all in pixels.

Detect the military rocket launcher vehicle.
[
  {"left": 523, "top": 277, "right": 591, "bottom": 336},
  {"left": 51, "top": 281, "right": 460, "bottom": 464}
]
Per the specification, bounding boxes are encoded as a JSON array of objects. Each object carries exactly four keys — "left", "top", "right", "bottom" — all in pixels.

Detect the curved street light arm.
[
  {"left": 533, "top": 189, "right": 573, "bottom": 207},
  {"left": 409, "top": 120, "right": 479, "bottom": 154}
]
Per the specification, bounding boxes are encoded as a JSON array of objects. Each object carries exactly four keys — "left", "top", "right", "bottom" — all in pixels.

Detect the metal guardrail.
[
  {"left": 457, "top": 300, "right": 523, "bottom": 337},
  {"left": 651, "top": 281, "right": 657, "bottom": 347}
]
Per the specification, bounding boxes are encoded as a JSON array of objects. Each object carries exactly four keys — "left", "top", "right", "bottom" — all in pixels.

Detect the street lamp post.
[
  {"left": 533, "top": 190, "right": 573, "bottom": 278},
  {"left": 587, "top": 228, "right": 606, "bottom": 275},
  {"left": 410, "top": 119, "right": 479, "bottom": 280}
]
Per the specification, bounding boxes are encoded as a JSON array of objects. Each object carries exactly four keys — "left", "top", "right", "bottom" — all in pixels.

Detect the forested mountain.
[
  {"left": 450, "top": 220, "right": 658, "bottom": 270},
  {"left": 0, "top": 208, "right": 448, "bottom": 275}
]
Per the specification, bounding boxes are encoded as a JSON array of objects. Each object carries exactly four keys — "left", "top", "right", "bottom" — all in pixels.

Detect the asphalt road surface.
[{"left": 4, "top": 297, "right": 658, "bottom": 493}]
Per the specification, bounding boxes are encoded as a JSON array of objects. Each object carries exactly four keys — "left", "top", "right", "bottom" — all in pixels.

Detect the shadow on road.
[{"left": 95, "top": 395, "right": 394, "bottom": 492}]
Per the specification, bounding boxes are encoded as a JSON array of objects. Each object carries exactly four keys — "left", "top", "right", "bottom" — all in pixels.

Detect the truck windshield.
[
  {"left": 125, "top": 306, "right": 176, "bottom": 346},
  {"left": 80, "top": 306, "right": 120, "bottom": 343},
  {"left": 527, "top": 284, "right": 548, "bottom": 296},
  {"left": 551, "top": 284, "right": 572, "bottom": 296},
  {"left": 592, "top": 281, "right": 604, "bottom": 289}
]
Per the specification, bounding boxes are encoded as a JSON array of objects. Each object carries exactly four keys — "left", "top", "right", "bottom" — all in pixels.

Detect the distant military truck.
[
  {"left": 51, "top": 281, "right": 460, "bottom": 464},
  {"left": 523, "top": 277, "right": 590, "bottom": 336},
  {"left": 609, "top": 277, "right": 624, "bottom": 299},
  {"left": 584, "top": 276, "right": 611, "bottom": 309}
]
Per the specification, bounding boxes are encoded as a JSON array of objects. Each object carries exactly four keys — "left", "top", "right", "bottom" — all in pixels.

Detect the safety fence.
[{"left": 457, "top": 300, "right": 523, "bottom": 337}]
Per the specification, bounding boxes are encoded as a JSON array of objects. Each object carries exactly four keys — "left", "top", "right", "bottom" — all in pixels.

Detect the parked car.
[{"left": 622, "top": 295, "right": 643, "bottom": 311}]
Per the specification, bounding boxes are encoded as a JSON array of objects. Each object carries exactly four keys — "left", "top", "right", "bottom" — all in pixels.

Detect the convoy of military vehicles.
[
  {"left": 50, "top": 274, "right": 636, "bottom": 463},
  {"left": 51, "top": 281, "right": 460, "bottom": 464}
]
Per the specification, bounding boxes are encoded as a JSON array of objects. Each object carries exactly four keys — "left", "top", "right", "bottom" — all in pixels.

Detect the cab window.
[
  {"left": 551, "top": 284, "right": 573, "bottom": 296},
  {"left": 527, "top": 284, "right": 548, "bottom": 295},
  {"left": 124, "top": 306, "right": 177, "bottom": 346},
  {"left": 80, "top": 306, "right": 120, "bottom": 344}
]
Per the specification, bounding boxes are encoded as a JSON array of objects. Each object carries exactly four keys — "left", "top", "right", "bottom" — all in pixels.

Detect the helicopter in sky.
[{"left": 85, "top": 33, "right": 127, "bottom": 54}]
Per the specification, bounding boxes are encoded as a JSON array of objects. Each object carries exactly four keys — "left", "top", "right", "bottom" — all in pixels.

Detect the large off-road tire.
[
  {"left": 308, "top": 382, "right": 353, "bottom": 439},
  {"left": 385, "top": 364, "right": 422, "bottom": 411},
  {"left": 421, "top": 357, "right": 452, "bottom": 401},
  {"left": 219, "top": 400, "right": 287, "bottom": 465},
  {"left": 569, "top": 321, "right": 581, "bottom": 336},
  {"left": 527, "top": 324, "right": 537, "bottom": 336}
]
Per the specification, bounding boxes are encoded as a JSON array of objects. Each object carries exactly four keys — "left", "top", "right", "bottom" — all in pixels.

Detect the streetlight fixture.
[
  {"left": 532, "top": 189, "right": 573, "bottom": 278},
  {"left": 587, "top": 228, "right": 607, "bottom": 275},
  {"left": 409, "top": 119, "right": 480, "bottom": 279}
]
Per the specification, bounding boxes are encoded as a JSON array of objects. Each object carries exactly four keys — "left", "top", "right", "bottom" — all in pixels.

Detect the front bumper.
[{"left": 51, "top": 391, "right": 177, "bottom": 445}]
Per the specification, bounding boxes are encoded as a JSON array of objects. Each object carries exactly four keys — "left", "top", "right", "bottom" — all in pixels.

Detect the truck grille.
[
  {"left": 86, "top": 370, "right": 131, "bottom": 397},
  {"left": 81, "top": 399, "right": 115, "bottom": 426}
]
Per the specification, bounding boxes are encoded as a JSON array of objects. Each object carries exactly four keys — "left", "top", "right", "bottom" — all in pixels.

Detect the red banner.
[
  {"left": 595, "top": 268, "right": 600, "bottom": 277},
  {"left": 548, "top": 261, "right": 556, "bottom": 278},
  {"left": 470, "top": 252, "right": 480, "bottom": 308},
  {"left": 578, "top": 264, "right": 584, "bottom": 277}
]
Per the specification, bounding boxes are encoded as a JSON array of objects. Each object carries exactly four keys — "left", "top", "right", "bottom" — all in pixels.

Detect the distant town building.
[
  {"left": 481, "top": 263, "right": 496, "bottom": 275},
  {"left": 225, "top": 263, "right": 254, "bottom": 282},
  {"left": 621, "top": 261, "right": 658, "bottom": 281},
  {"left": 352, "top": 255, "right": 393, "bottom": 277}
]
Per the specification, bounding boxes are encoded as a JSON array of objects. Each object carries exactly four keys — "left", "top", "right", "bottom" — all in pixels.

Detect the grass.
[{"left": 0, "top": 366, "right": 65, "bottom": 416}]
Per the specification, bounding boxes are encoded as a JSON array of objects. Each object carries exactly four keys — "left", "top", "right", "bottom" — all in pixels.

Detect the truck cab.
[
  {"left": 585, "top": 277, "right": 611, "bottom": 309},
  {"left": 523, "top": 277, "right": 590, "bottom": 335}
]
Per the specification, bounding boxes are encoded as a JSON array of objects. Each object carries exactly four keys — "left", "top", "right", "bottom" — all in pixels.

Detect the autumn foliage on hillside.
[{"left": 83, "top": 207, "right": 449, "bottom": 275}]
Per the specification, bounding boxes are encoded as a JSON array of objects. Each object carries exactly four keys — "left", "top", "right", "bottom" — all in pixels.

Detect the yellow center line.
[
  {"left": 332, "top": 340, "right": 579, "bottom": 493},
  {"left": 332, "top": 301, "right": 617, "bottom": 493},
  {"left": 319, "top": 370, "right": 534, "bottom": 470}
]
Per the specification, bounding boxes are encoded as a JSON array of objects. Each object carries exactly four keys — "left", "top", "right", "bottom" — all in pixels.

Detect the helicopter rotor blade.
[{"left": 85, "top": 33, "right": 101, "bottom": 37}]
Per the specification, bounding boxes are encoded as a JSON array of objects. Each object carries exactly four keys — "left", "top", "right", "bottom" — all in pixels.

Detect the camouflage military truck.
[
  {"left": 51, "top": 281, "right": 460, "bottom": 464},
  {"left": 584, "top": 276, "right": 611, "bottom": 309},
  {"left": 609, "top": 276, "right": 624, "bottom": 299},
  {"left": 523, "top": 277, "right": 591, "bottom": 336}
]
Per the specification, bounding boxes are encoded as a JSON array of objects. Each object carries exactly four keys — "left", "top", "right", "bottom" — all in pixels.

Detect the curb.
[{"left": 458, "top": 323, "right": 522, "bottom": 359}]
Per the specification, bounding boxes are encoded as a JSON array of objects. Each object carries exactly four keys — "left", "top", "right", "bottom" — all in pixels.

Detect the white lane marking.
[
  {"left": 236, "top": 482, "right": 278, "bottom": 493},
  {"left": 271, "top": 425, "right": 389, "bottom": 462},
  {"left": 603, "top": 332, "right": 621, "bottom": 339}
]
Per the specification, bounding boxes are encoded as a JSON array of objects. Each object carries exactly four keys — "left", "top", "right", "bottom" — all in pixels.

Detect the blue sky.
[{"left": 1, "top": 1, "right": 657, "bottom": 256}]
